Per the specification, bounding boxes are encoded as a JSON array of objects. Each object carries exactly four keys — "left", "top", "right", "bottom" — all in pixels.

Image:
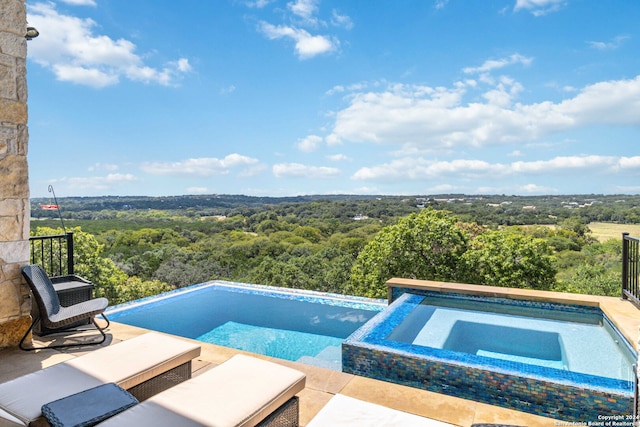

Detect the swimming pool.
[
  {"left": 343, "top": 289, "right": 636, "bottom": 421},
  {"left": 106, "top": 281, "right": 385, "bottom": 370}
]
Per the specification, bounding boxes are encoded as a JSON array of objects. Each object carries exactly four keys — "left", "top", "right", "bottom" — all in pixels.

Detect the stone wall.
[{"left": 0, "top": 0, "right": 31, "bottom": 348}]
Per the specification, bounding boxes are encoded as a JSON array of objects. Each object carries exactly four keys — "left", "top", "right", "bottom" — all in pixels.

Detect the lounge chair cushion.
[
  {"left": 0, "top": 333, "right": 200, "bottom": 427},
  {"left": 97, "top": 354, "right": 306, "bottom": 427}
]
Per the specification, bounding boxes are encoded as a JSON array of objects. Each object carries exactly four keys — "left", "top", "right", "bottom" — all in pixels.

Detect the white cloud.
[
  {"left": 88, "top": 163, "right": 119, "bottom": 172},
  {"left": 327, "top": 154, "right": 350, "bottom": 162},
  {"left": 288, "top": 0, "right": 319, "bottom": 21},
  {"left": 220, "top": 85, "right": 236, "bottom": 95},
  {"left": 326, "top": 75, "right": 640, "bottom": 150},
  {"left": 352, "top": 158, "right": 503, "bottom": 181},
  {"left": 519, "top": 183, "right": 558, "bottom": 193},
  {"left": 588, "top": 35, "right": 630, "bottom": 51},
  {"left": 351, "top": 155, "right": 640, "bottom": 182},
  {"left": 52, "top": 65, "right": 118, "bottom": 87},
  {"left": 27, "top": 2, "right": 191, "bottom": 88},
  {"left": 510, "top": 155, "right": 615, "bottom": 173},
  {"left": 514, "top": 0, "right": 566, "bottom": 16},
  {"left": 254, "top": 0, "right": 347, "bottom": 59},
  {"left": 259, "top": 22, "right": 336, "bottom": 59},
  {"left": 50, "top": 173, "right": 138, "bottom": 191},
  {"left": 482, "top": 77, "right": 524, "bottom": 107},
  {"left": 331, "top": 10, "right": 353, "bottom": 30},
  {"left": 141, "top": 154, "right": 260, "bottom": 176},
  {"left": 58, "top": 0, "right": 96, "bottom": 6},
  {"left": 434, "top": 0, "right": 450, "bottom": 10},
  {"left": 555, "top": 76, "right": 640, "bottom": 125},
  {"left": 245, "top": 0, "right": 273, "bottom": 8},
  {"left": 297, "top": 135, "right": 323, "bottom": 152},
  {"left": 618, "top": 156, "right": 640, "bottom": 170},
  {"left": 463, "top": 54, "right": 533, "bottom": 74},
  {"left": 273, "top": 163, "right": 340, "bottom": 179},
  {"left": 326, "top": 81, "right": 369, "bottom": 96}
]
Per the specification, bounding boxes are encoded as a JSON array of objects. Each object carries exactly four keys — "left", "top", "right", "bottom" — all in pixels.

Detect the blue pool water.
[
  {"left": 106, "top": 281, "right": 385, "bottom": 370},
  {"left": 343, "top": 289, "right": 637, "bottom": 420},
  {"left": 198, "top": 321, "right": 344, "bottom": 363},
  {"left": 388, "top": 295, "right": 634, "bottom": 380}
]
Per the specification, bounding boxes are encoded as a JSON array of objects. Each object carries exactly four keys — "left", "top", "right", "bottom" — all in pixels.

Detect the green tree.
[
  {"left": 293, "top": 225, "right": 324, "bottom": 243},
  {"left": 249, "top": 257, "right": 309, "bottom": 290},
  {"left": 558, "top": 216, "right": 596, "bottom": 247},
  {"left": 112, "top": 276, "right": 173, "bottom": 303},
  {"left": 349, "top": 209, "right": 469, "bottom": 298},
  {"left": 248, "top": 247, "right": 354, "bottom": 294},
  {"left": 555, "top": 263, "right": 620, "bottom": 296},
  {"left": 554, "top": 239, "right": 622, "bottom": 296},
  {"left": 31, "top": 227, "right": 172, "bottom": 305},
  {"left": 461, "top": 229, "right": 557, "bottom": 290}
]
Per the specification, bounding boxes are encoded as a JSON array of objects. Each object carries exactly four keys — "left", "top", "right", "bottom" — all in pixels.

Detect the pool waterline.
[{"left": 107, "top": 280, "right": 387, "bottom": 316}]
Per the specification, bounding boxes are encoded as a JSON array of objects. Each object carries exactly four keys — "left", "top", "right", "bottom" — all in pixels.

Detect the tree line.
[
  {"left": 30, "top": 198, "right": 627, "bottom": 305},
  {"left": 32, "top": 193, "right": 640, "bottom": 225}
]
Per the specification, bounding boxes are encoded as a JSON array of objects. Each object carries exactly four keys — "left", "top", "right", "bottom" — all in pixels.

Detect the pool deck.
[
  {"left": 0, "top": 322, "right": 560, "bottom": 426},
  {"left": 1, "top": 283, "right": 638, "bottom": 426}
]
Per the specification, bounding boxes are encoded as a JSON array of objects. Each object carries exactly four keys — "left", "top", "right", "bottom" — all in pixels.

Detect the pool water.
[
  {"left": 387, "top": 295, "right": 634, "bottom": 380},
  {"left": 106, "top": 281, "right": 385, "bottom": 370},
  {"left": 198, "top": 322, "right": 344, "bottom": 367},
  {"left": 343, "top": 290, "right": 637, "bottom": 421}
]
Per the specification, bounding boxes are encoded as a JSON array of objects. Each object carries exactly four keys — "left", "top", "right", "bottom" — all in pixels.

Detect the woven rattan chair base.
[
  {"left": 127, "top": 361, "right": 192, "bottom": 402},
  {"left": 257, "top": 396, "right": 299, "bottom": 427}
]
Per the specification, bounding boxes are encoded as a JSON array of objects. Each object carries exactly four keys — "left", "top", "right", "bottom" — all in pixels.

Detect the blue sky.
[{"left": 25, "top": 0, "right": 640, "bottom": 198}]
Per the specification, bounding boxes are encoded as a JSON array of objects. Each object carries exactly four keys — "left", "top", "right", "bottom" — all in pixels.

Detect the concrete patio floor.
[{"left": 0, "top": 321, "right": 563, "bottom": 427}]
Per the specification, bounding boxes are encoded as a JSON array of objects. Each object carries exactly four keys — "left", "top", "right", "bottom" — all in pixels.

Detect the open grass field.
[{"left": 588, "top": 222, "right": 640, "bottom": 242}]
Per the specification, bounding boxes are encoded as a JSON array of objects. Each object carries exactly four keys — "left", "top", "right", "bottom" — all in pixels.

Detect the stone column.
[{"left": 0, "top": 0, "right": 32, "bottom": 348}]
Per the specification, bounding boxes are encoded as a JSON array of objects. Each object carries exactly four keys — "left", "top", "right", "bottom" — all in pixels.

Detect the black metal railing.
[
  {"left": 29, "top": 231, "right": 74, "bottom": 277},
  {"left": 622, "top": 232, "right": 640, "bottom": 308}
]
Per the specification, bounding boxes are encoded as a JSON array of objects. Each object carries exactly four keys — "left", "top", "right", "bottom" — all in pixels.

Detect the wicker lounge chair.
[
  {"left": 0, "top": 332, "right": 201, "bottom": 426},
  {"left": 19, "top": 264, "right": 110, "bottom": 351},
  {"left": 96, "top": 354, "right": 306, "bottom": 427}
]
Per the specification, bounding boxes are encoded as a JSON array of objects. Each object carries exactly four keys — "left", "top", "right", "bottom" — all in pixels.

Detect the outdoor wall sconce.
[{"left": 25, "top": 27, "right": 39, "bottom": 40}]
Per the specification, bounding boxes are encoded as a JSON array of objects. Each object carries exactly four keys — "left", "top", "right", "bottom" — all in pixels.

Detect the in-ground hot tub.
[{"left": 343, "top": 281, "right": 636, "bottom": 421}]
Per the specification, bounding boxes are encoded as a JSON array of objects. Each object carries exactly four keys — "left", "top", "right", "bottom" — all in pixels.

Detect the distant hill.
[
  {"left": 30, "top": 193, "right": 640, "bottom": 225},
  {"left": 31, "top": 194, "right": 389, "bottom": 212}
]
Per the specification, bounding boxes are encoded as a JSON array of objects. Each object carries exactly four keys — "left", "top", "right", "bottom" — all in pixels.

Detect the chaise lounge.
[
  {"left": 0, "top": 332, "right": 201, "bottom": 426},
  {"left": 95, "top": 354, "right": 306, "bottom": 427}
]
